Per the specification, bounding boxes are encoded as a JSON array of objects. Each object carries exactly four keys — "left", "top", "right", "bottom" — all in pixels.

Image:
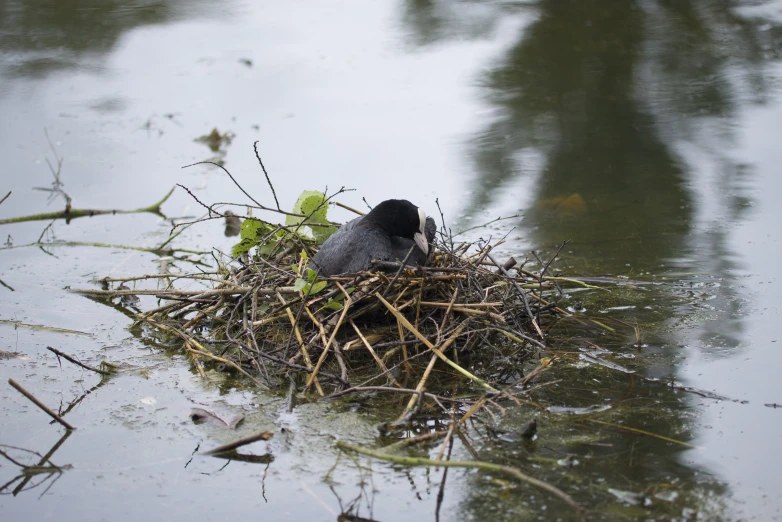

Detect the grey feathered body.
[{"left": 310, "top": 215, "right": 436, "bottom": 276}]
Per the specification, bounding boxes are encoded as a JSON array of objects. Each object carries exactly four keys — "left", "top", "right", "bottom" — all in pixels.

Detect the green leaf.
[
  {"left": 320, "top": 300, "right": 344, "bottom": 311},
  {"left": 232, "top": 219, "right": 266, "bottom": 257},
  {"left": 293, "top": 278, "right": 328, "bottom": 295},
  {"left": 309, "top": 281, "right": 328, "bottom": 294},
  {"left": 285, "top": 190, "right": 338, "bottom": 244},
  {"left": 318, "top": 285, "right": 353, "bottom": 311},
  {"left": 232, "top": 218, "right": 288, "bottom": 258}
]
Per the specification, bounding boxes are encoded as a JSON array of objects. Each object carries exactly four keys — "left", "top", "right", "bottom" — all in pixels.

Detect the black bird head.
[{"left": 364, "top": 199, "right": 429, "bottom": 255}]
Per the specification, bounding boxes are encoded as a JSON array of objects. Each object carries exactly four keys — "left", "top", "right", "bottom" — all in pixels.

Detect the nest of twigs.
[
  {"left": 106, "top": 223, "right": 564, "bottom": 401},
  {"left": 71, "top": 172, "right": 574, "bottom": 426}
]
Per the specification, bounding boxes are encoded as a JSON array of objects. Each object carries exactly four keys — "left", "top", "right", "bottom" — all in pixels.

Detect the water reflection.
[
  {"left": 0, "top": 0, "right": 215, "bottom": 79},
  {"left": 472, "top": 1, "right": 777, "bottom": 272},
  {"left": 400, "top": 0, "right": 782, "bottom": 519},
  {"left": 400, "top": 0, "right": 506, "bottom": 47}
]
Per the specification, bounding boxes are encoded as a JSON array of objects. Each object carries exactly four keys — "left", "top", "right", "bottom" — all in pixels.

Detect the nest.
[
  {"left": 111, "top": 225, "right": 563, "bottom": 400},
  {"left": 69, "top": 172, "right": 573, "bottom": 426}
]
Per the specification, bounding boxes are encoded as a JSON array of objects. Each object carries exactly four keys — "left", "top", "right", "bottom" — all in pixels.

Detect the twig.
[
  {"left": 520, "top": 356, "right": 556, "bottom": 386},
  {"left": 304, "top": 282, "right": 352, "bottom": 393},
  {"left": 583, "top": 419, "right": 699, "bottom": 448},
  {"left": 253, "top": 141, "right": 281, "bottom": 211},
  {"left": 454, "top": 214, "right": 520, "bottom": 237},
  {"left": 435, "top": 434, "right": 453, "bottom": 522},
  {"left": 203, "top": 430, "right": 274, "bottom": 455},
  {"left": 183, "top": 160, "right": 269, "bottom": 211},
  {"left": 186, "top": 347, "right": 269, "bottom": 389},
  {"left": 46, "top": 346, "right": 112, "bottom": 376},
  {"left": 8, "top": 379, "right": 75, "bottom": 430},
  {"left": 539, "top": 240, "right": 570, "bottom": 277},
  {"left": 336, "top": 441, "right": 584, "bottom": 517},
  {"left": 335, "top": 201, "right": 365, "bottom": 216},
  {"left": 3, "top": 239, "right": 207, "bottom": 256},
  {"left": 375, "top": 294, "right": 498, "bottom": 393},
  {"left": 350, "top": 321, "right": 390, "bottom": 376},
  {"left": 496, "top": 257, "right": 517, "bottom": 273},
  {"left": 69, "top": 286, "right": 288, "bottom": 299},
  {"left": 0, "top": 319, "right": 92, "bottom": 337},
  {"left": 0, "top": 187, "right": 175, "bottom": 226},
  {"left": 279, "top": 292, "right": 324, "bottom": 395},
  {"left": 381, "top": 245, "right": 417, "bottom": 298},
  {"left": 323, "top": 386, "right": 468, "bottom": 404},
  {"left": 487, "top": 253, "right": 543, "bottom": 339}
]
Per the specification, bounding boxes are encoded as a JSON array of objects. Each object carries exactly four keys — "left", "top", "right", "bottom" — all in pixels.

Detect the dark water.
[{"left": 2, "top": 1, "right": 782, "bottom": 520}]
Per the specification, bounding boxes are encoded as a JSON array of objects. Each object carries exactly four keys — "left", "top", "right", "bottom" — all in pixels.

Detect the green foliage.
[
  {"left": 231, "top": 190, "right": 338, "bottom": 259},
  {"left": 232, "top": 190, "right": 337, "bottom": 258},
  {"left": 319, "top": 286, "right": 354, "bottom": 312},
  {"left": 285, "top": 190, "right": 337, "bottom": 244},
  {"left": 232, "top": 218, "right": 286, "bottom": 258},
  {"left": 293, "top": 268, "right": 328, "bottom": 295}
]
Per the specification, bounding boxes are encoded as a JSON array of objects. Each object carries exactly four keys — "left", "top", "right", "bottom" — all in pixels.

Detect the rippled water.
[{"left": 2, "top": 1, "right": 782, "bottom": 520}]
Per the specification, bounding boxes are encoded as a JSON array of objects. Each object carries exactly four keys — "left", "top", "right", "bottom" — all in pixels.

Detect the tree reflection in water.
[{"left": 399, "top": 1, "right": 782, "bottom": 519}]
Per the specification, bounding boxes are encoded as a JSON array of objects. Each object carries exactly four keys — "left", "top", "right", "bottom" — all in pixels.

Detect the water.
[{"left": 2, "top": 1, "right": 782, "bottom": 520}]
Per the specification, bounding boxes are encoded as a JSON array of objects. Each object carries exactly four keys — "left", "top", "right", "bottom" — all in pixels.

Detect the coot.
[{"left": 310, "top": 199, "right": 436, "bottom": 276}]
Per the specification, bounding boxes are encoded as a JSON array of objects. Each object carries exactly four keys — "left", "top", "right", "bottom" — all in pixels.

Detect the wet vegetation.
[{"left": 2, "top": 0, "right": 782, "bottom": 521}]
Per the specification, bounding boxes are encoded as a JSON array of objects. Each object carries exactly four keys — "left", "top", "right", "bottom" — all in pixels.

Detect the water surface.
[{"left": 2, "top": 1, "right": 782, "bottom": 520}]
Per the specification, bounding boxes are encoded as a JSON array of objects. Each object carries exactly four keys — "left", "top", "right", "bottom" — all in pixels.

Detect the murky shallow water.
[{"left": 2, "top": 1, "right": 782, "bottom": 521}]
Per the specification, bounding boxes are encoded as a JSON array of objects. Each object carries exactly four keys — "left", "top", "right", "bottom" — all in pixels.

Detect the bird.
[{"left": 309, "top": 199, "right": 436, "bottom": 276}]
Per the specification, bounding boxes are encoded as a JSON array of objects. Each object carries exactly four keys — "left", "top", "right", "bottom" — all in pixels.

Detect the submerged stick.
[
  {"left": 0, "top": 186, "right": 175, "bottom": 225},
  {"left": 46, "top": 346, "right": 112, "bottom": 376},
  {"left": 336, "top": 441, "right": 583, "bottom": 517},
  {"left": 203, "top": 430, "right": 274, "bottom": 455},
  {"left": 8, "top": 379, "right": 75, "bottom": 430},
  {"left": 187, "top": 344, "right": 268, "bottom": 389},
  {"left": 584, "top": 419, "right": 699, "bottom": 449},
  {"left": 0, "top": 319, "right": 92, "bottom": 337}
]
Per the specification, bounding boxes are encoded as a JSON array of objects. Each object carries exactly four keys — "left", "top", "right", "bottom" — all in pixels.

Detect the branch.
[
  {"left": 253, "top": 141, "right": 281, "bottom": 211},
  {"left": 0, "top": 186, "right": 175, "bottom": 226},
  {"left": 336, "top": 441, "right": 584, "bottom": 518},
  {"left": 8, "top": 379, "right": 75, "bottom": 430}
]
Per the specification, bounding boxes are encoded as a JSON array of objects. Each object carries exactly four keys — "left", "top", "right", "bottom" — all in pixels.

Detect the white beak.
[
  {"left": 414, "top": 232, "right": 428, "bottom": 255},
  {"left": 414, "top": 207, "right": 428, "bottom": 254}
]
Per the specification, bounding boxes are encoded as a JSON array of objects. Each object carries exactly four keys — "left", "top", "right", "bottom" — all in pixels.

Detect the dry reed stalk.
[
  {"left": 375, "top": 293, "right": 498, "bottom": 393},
  {"left": 350, "top": 320, "right": 390, "bottom": 376},
  {"left": 395, "top": 320, "right": 471, "bottom": 422},
  {"left": 304, "top": 282, "right": 352, "bottom": 393}
]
